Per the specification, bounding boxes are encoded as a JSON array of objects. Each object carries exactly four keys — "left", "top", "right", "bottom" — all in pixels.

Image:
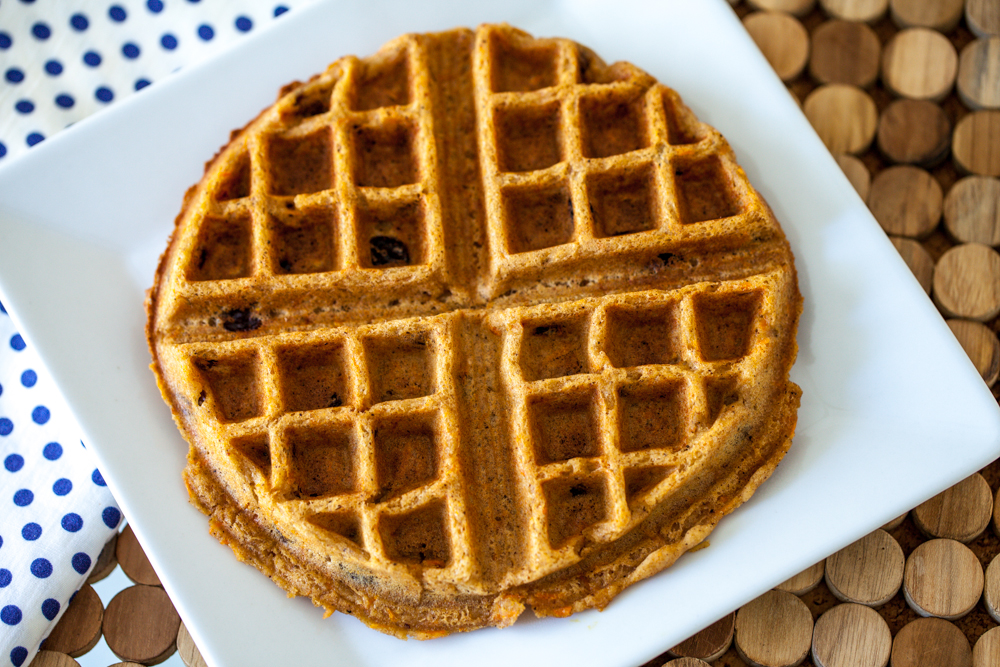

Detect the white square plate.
[{"left": 2, "top": 1, "right": 999, "bottom": 665}]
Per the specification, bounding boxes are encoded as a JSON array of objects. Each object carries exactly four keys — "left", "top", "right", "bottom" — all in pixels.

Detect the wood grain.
[
  {"left": 811, "top": 603, "right": 891, "bottom": 667},
  {"left": 889, "top": 236, "right": 934, "bottom": 293},
  {"left": 835, "top": 154, "right": 872, "bottom": 199},
  {"left": 747, "top": 0, "right": 816, "bottom": 16},
  {"left": 974, "top": 625, "right": 1000, "bottom": 667},
  {"left": 876, "top": 99, "right": 950, "bottom": 166},
  {"left": 820, "top": 0, "right": 889, "bottom": 23},
  {"left": 29, "top": 652, "right": 80, "bottom": 667},
  {"left": 117, "top": 523, "right": 161, "bottom": 586},
  {"left": 868, "top": 165, "right": 942, "bottom": 238},
  {"left": 103, "top": 585, "right": 181, "bottom": 666},
  {"left": 810, "top": 20, "right": 881, "bottom": 87},
  {"left": 177, "top": 623, "right": 209, "bottom": 667},
  {"left": 889, "top": 0, "right": 964, "bottom": 31},
  {"left": 825, "top": 529, "right": 904, "bottom": 607},
  {"left": 947, "top": 319, "right": 1000, "bottom": 386},
  {"left": 891, "top": 617, "right": 973, "bottom": 667},
  {"left": 953, "top": 111, "right": 1000, "bottom": 176},
  {"left": 734, "top": 590, "right": 813, "bottom": 667},
  {"left": 932, "top": 243, "right": 1000, "bottom": 321},
  {"left": 957, "top": 38, "right": 1000, "bottom": 110},
  {"left": 881, "top": 28, "right": 958, "bottom": 101},
  {"left": 944, "top": 176, "right": 1000, "bottom": 246},
  {"left": 966, "top": 0, "right": 1000, "bottom": 38},
  {"left": 803, "top": 84, "right": 878, "bottom": 154},
  {"left": 86, "top": 533, "right": 119, "bottom": 585},
  {"left": 669, "top": 612, "right": 735, "bottom": 662},
  {"left": 744, "top": 12, "right": 811, "bottom": 82},
  {"left": 903, "top": 538, "right": 984, "bottom": 619},
  {"left": 39, "top": 584, "right": 103, "bottom": 657},
  {"left": 913, "top": 473, "right": 994, "bottom": 542},
  {"left": 984, "top": 554, "right": 1000, "bottom": 623},
  {"left": 776, "top": 560, "right": 826, "bottom": 595}
]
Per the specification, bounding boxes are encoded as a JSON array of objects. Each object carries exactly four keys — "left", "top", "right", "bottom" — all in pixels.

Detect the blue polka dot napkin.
[{"left": 0, "top": 301, "right": 120, "bottom": 667}]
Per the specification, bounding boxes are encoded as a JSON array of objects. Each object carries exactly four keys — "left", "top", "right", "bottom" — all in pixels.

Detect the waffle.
[{"left": 146, "top": 24, "right": 802, "bottom": 638}]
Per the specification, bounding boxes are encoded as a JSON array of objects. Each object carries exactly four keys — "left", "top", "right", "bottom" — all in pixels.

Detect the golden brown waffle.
[{"left": 146, "top": 24, "right": 802, "bottom": 638}]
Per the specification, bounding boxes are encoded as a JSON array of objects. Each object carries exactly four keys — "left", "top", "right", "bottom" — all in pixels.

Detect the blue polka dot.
[
  {"left": 198, "top": 24, "right": 214, "bottom": 40},
  {"left": 26, "top": 132, "right": 44, "bottom": 147},
  {"left": 56, "top": 94, "right": 75, "bottom": 108},
  {"left": 0, "top": 32, "right": 11, "bottom": 49},
  {"left": 147, "top": 0, "right": 164, "bottom": 12},
  {"left": 92, "top": 469, "right": 106, "bottom": 486},
  {"left": 71, "top": 552, "right": 91, "bottom": 574},
  {"left": 32, "top": 23, "right": 51, "bottom": 40},
  {"left": 0, "top": 569, "right": 11, "bottom": 587},
  {"left": 44, "top": 60, "right": 63, "bottom": 75},
  {"left": 10, "top": 647, "right": 27, "bottom": 667},
  {"left": 13, "top": 489, "right": 32, "bottom": 505},
  {"left": 32, "top": 405, "right": 50, "bottom": 424},
  {"left": 274, "top": 6, "right": 289, "bottom": 17},
  {"left": 4, "top": 454, "right": 23, "bottom": 472},
  {"left": 5, "top": 68, "right": 24, "bottom": 83},
  {"left": 0, "top": 419, "right": 12, "bottom": 436},
  {"left": 135, "top": 78, "right": 151, "bottom": 91},
  {"left": 0, "top": 382, "right": 2, "bottom": 396},
  {"left": 20, "top": 370, "right": 36, "bottom": 387},
  {"left": 53, "top": 478, "right": 72, "bottom": 496},
  {"left": 95, "top": 86, "right": 114, "bottom": 103},
  {"left": 30, "top": 558, "right": 52, "bottom": 578},
  {"left": 70, "top": 13, "right": 89, "bottom": 31},
  {"left": 41, "top": 598, "right": 60, "bottom": 621},
  {"left": 43, "top": 442, "right": 62, "bottom": 460},
  {"left": 103, "top": 507, "right": 122, "bottom": 528},
  {"left": 0, "top": 144, "right": 6, "bottom": 159},
  {"left": 0, "top": 300, "right": 5, "bottom": 313},
  {"left": 1, "top": 605, "right": 22, "bottom": 626},
  {"left": 15, "top": 100, "right": 34, "bottom": 114},
  {"left": 83, "top": 51, "right": 102, "bottom": 67},
  {"left": 62, "top": 513, "right": 83, "bottom": 532},
  {"left": 122, "top": 42, "right": 140, "bottom": 59},
  {"left": 188, "top": 0, "right": 202, "bottom": 3},
  {"left": 235, "top": 16, "right": 253, "bottom": 32},
  {"left": 21, "top": 523, "right": 41, "bottom": 541},
  {"left": 109, "top": 5, "right": 127, "bottom": 22},
  {"left": 10, "top": 334, "right": 25, "bottom": 350},
  {"left": 161, "top": 33, "right": 177, "bottom": 50}
]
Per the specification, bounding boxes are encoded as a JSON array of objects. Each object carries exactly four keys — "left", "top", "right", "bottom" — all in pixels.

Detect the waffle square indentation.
[
  {"left": 372, "top": 412, "right": 438, "bottom": 501},
  {"left": 379, "top": 500, "right": 450, "bottom": 567},
  {"left": 624, "top": 466, "right": 672, "bottom": 504},
  {"left": 187, "top": 213, "right": 253, "bottom": 282},
  {"left": 354, "top": 51, "right": 410, "bottom": 110},
  {"left": 617, "top": 381, "right": 686, "bottom": 453},
  {"left": 308, "top": 511, "right": 364, "bottom": 549},
  {"left": 353, "top": 121, "right": 418, "bottom": 188},
  {"left": 604, "top": 302, "right": 680, "bottom": 368},
  {"left": 281, "top": 80, "right": 334, "bottom": 120},
  {"left": 587, "top": 166, "right": 658, "bottom": 238},
  {"left": 542, "top": 473, "right": 609, "bottom": 549},
  {"left": 491, "top": 36, "right": 558, "bottom": 93},
  {"left": 580, "top": 95, "right": 647, "bottom": 158},
  {"left": 286, "top": 423, "right": 356, "bottom": 499},
  {"left": 270, "top": 206, "right": 336, "bottom": 275},
  {"left": 276, "top": 341, "right": 350, "bottom": 412},
  {"left": 193, "top": 353, "right": 262, "bottom": 423},
  {"left": 705, "top": 376, "right": 740, "bottom": 425},
  {"left": 214, "top": 151, "right": 251, "bottom": 201},
  {"left": 357, "top": 200, "right": 425, "bottom": 268},
  {"left": 675, "top": 157, "right": 740, "bottom": 224},
  {"left": 503, "top": 182, "right": 575, "bottom": 254},
  {"left": 364, "top": 333, "right": 434, "bottom": 403},
  {"left": 663, "top": 90, "right": 705, "bottom": 146},
  {"left": 494, "top": 102, "right": 562, "bottom": 173},
  {"left": 693, "top": 291, "right": 761, "bottom": 362},
  {"left": 230, "top": 432, "right": 271, "bottom": 480},
  {"left": 266, "top": 128, "right": 334, "bottom": 196},
  {"left": 527, "top": 387, "right": 601, "bottom": 464},
  {"left": 519, "top": 316, "right": 589, "bottom": 381}
]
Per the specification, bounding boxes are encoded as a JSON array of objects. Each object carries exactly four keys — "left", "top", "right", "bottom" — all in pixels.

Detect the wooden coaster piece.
[
  {"left": 966, "top": 0, "right": 1000, "bottom": 38},
  {"left": 947, "top": 320, "right": 1000, "bottom": 386},
  {"left": 810, "top": 20, "right": 881, "bottom": 88},
  {"left": 670, "top": 612, "right": 735, "bottom": 662},
  {"left": 903, "top": 538, "right": 984, "bottom": 619},
  {"left": 86, "top": 532, "right": 119, "bottom": 585},
  {"left": 735, "top": 590, "right": 813, "bottom": 667},
  {"left": 820, "top": 0, "right": 889, "bottom": 22},
  {"left": 984, "top": 554, "right": 1000, "bottom": 623},
  {"left": 804, "top": 84, "right": 878, "bottom": 154},
  {"left": 868, "top": 165, "right": 942, "bottom": 238},
  {"left": 117, "top": 523, "right": 161, "bottom": 586},
  {"left": 776, "top": 560, "right": 826, "bottom": 595},
  {"left": 889, "top": 237, "right": 934, "bottom": 294},
  {"left": 881, "top": 28, "right": 958, "bottom": 101},
  {"left": 912, "top": 473, "right": 993, "bottom": 542},
  {"left": 932, "top": 243, "right": 1000, "bottom": 321},
  {"left": 958, "top": 39, "right": 1000, "bottom": 110},
  {"left": 666, "top": 659, "right": 712, "bottom": 667},
  {"left": 29, "top": 652, "right": 80, "bottom": 667},
  {"left": 974, "top": 624, "right": 1000, "bottom": 666},
  {"left": 890, "top": 0, "right": 964, "bottom": 31},
  {"left": 747, "top": 0, "right": 816, "bottom": 16},
  {"left": 881, "top": 512, "right": 908, "bottom": 531},
  {"left": 40, "top": 585, "right": 103, "bottom": 657},
  {"left": 944, "top": 176, "right": 1000, "bottom": 246},
  {"left": 825, "top": 529, "right": 904, "bottom": 607},
  {"left": 177, "top": 623, "right": 209, "bottom": 667},
  {"left": 103, "top": 585, "right": 181, "bottom": 666},
  {"left": 835, "top": 154, "right": 871, "bottom": 200},
  {"left": 812, "top": 603, "right": 891, "bottom": 667},
  {"left": 743, "top": 12, "right": 810, "bottom": 83},
  {"left": 877, "top": 99, "right": 950, "bottom": 166},
  {"left": 891, "top": 617, "right": 972, "bottom": 667},
  {"left": 953, "top": 111, "right": 1000, "bottom": 177}
]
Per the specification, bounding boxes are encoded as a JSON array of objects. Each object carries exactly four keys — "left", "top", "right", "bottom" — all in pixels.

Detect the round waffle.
[{"left": 146, "top": 24, "right": 802, "bottom": 638}]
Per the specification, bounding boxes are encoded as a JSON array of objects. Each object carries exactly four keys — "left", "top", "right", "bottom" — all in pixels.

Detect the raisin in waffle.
[{"left": 146, "top": 24, "right": 802, "bottom": 638}]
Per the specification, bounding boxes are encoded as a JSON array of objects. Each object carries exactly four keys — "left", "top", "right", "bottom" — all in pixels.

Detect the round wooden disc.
[
  {"left": 776, "top": 560, "right": 826, "bottom": 595},
  {"left": 958, "top": 39, "right": 1000, "bottom": 110},
  {"left": 811, "top": 603, "right": 891, "bottom": 667},
  {"left": 995, "top": 485, "right": 1000, "bottom": 538},
  {"left": 984, "top": 554, "right": 1000, "bottom": 623},
  {"left": 820, "top": 0, "right": 889, "bottom": 23},
  {"left": 882, "top": 512, "right": 908, "bottom": 531},
  {"left": 974, "top": 625, "right": 1000, "bottom": 666},
  {"left": 29, "top": 652, "right": 80, "bottom": 667},
  {"left": 881, "top": 28, "right": 959, "bottom": 101},
  {"left": 117, "top": 523, "right": 161, "bottom": 586},
  {"left": 877, "top": 99, "right": 951, "bottom": 166},
  {"left": 103, "top": 585, "right": 181, "bottom": 666},
  {"left": 912, "top": 473, "right": 993, "bottom": 542},
  {"left": 825, "top": 529, "right": 904, "bottom": 606},
  {"left": 944, "top": 176, "right": 1000, "bottom": 246},
  {"left": 743, "top": 12, "right": 811, "bottom": 83},
  {"left": 835, "top": 154, "right": 872, "bottom": 200},
  {"left": 966, "top": 0, "right": 1000, "bottom": 39},
  {"left": 953, "top": 111, "right": 1000, "bottom": 176},
  {"left": 665, "top": 659, "right": 712, "bottom": 667},
  {"left": 889, "top": 237, "right": 934, "bottom": 294},
  {"left": 809, "top": 20, "right": 881, "bottom": 88},
  {"left": 669, "top": 612, "right": 735, "bottom": 662},
  {"left": 947, "top": 319, "right": 1000, "bottom": 386},
  {"left": 903, "top": 538, "right": 984, "bottom": 619},
  {"left": 39, "top": 584, "right": 103, "bottom": 658},
  {"left": 891, "top": 617, "right": 972, "bottom": 667},
  {"left": 747, "top": 0, "right": 817, "bottom": 16},
  {"left": 932, "top": 243, "right": 1000, "bottom": 321},
  {"left": 86, "top": 532, "right": 120, "bottom": 585},
  {"left": 890, "top": 0, "right": 965, "bottom": 31},
  {"left": 177, "top": 623, "right": 209, "bottom": 667},
  {"left": 735, "top": 590, "right": 813, "bottom": 667},
  {"left": 803, "top": 84, "right": 878, "bottom": 154},
  {"left": 868, "top": 165, "right": 943, "bottom": 238},
  {"left": 109, "top": 664, "right": 146, "bottom": 667}
]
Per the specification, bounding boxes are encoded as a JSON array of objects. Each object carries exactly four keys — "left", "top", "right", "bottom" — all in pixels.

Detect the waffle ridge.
[{"left": 147, "top": 24, "right": 802, "bottom": 638}]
